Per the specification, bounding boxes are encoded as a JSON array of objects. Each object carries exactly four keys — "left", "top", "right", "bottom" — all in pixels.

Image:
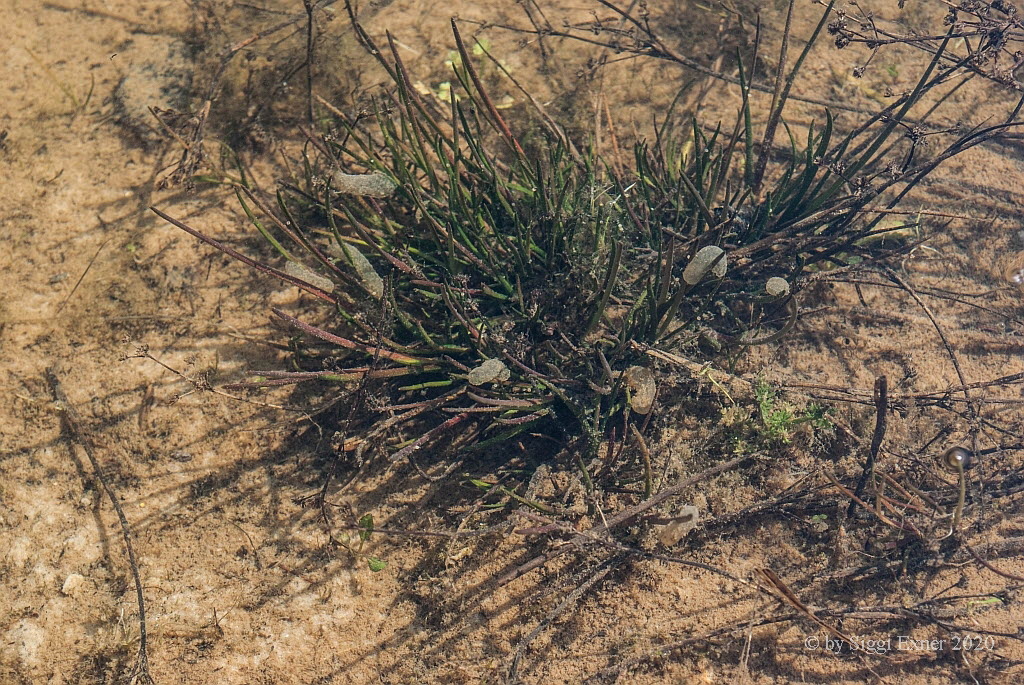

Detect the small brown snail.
[{"left": 938, "top": 446, "right": 976, "bottom": 474}]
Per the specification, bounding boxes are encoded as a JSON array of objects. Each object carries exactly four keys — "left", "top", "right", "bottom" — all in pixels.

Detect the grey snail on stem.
[
  {"left": 937, "top": 446, "right": 975, "bottom": 474},
  {"left": 938, "top": 446, "right": 974, "bottom": 530}
]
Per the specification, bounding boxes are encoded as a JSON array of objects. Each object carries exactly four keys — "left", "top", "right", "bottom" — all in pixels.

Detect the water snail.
[{"left": 937, "top": 446, "right": 976, "bottom": 474}]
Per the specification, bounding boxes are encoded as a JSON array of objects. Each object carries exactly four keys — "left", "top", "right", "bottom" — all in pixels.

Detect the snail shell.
[
  {"left": 1002, "top": 251, "right": 1024, "bottom": 292},
  {"left": 682, "top": 246, "right": 727, "bottom": 285},
  {"left": 766, "top": 276, "right": 791, "bottom": 297},
  {"left": 938, "top": 446, "right": 976, "bottom": 473}
]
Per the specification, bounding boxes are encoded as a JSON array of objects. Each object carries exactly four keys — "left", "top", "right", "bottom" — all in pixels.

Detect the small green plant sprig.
[
  {"left": 719, "top": 379, "right": 833, "bottom": 455},
  {"left": 349, "top": 514, "right": 387, "bottom": 572},
  {"left": 754, "top": 379, "right": 833, "bottom": 445},
  {"left": 153, "top": 3, "right": 1017, "bottom": 484}
]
